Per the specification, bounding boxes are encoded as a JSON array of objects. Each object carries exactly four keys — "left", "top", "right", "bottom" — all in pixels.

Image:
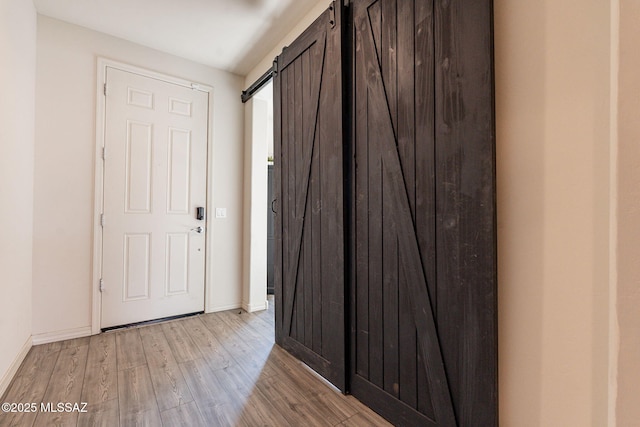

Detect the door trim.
[{"left": 92, "top": 58, "right": 214, "bottom": 334}]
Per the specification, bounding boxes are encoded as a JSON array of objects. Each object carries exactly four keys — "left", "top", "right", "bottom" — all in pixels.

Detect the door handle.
[
  {"left": 191, "top": 226, "right": 204, "bottom": 234},
  {"left": 271, "top": 199, "right": 277, "bottom": 214}
]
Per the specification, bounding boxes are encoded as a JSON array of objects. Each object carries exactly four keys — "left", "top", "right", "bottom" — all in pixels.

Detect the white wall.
[
  {"left": 495, "top": 0, "right": 611, "bottom": 424},
  {"left": 33, "top": 16, "right": 245, "bottom": 338},
  {"left": 242, "top": 88, "right": 274, "bottom": 312},
  {"left": 0, "top": 0, "right": 36, "bottom": 396},
  {"left": 615, "top": 0, "right": 640, "bottom": 423},
  {"left": 241, "top": 97, "right": 269, "bottom": 312}
]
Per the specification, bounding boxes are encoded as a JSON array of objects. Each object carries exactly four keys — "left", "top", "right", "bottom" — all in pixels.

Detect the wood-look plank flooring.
[{"left": 0, "top": 298, "right": 391, "bottom": 427}]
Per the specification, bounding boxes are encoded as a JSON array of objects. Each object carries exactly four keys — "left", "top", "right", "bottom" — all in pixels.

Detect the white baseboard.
[
  {"left": 242, "top": 300, "right": 268, "bottom": 313},
  {"left": 205, "top": 303, "right": 242, "bottom": 314},
  {"left": 0, "top": 336, "right": 32, "bottom": 398},
  {"left": 32, "top": 326, "right": 92, "bottom": 345}
]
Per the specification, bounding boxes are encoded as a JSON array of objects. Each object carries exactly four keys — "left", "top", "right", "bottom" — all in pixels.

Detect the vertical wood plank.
[
  {"left": 415, "top": 0, "right": 437, "bottom": 315},
  {"left": 382, "top": 231, "right": 399, "bottom": 399},
  {"left": 414, "top": 0, "right": 437, "bottom": 417},
  {"left": 417, "top": 344, "right": 434, "bottom": 417},
  {"left": 381, "top": 2, "right": 400, "bottom": 395},
  {"left": 302, "top": 49, "right": 315, "bottom": 352},
  {"left": 354, "top": 8, "right": 370, "bottom": 380},
  {"left": 320, "top": 4, "right": 345, "bottom": 386},
  {"left": 369, "top": 0, "right": 383, "bottom": 62},
  {"left": 316, "top": 30, "right": 333, "bottom": 367},
  {"left": 367, "top": 42, "right": 385, "bottom": 392},
  {"left": 396, "top": 0, "right": 419, "bottom": 411},
  {"left": 294, "top": 55, "right": 306, "bottom": 345},
  {"left": 382, "top": 0, "right": 398, "bottom": 132},
  {"left": 274, "top": 55, "right": 284, "bottom": 346},
  {"left": 397, "top": 0, "right": 416, "bottom": 219},
  {"left": 287, "top": 61, "right": 297, "bottom": 339},
  {"left": 434, "top": 0, "right": 497, "bottom": 424},
  {"left": 311, "top": 62, "right": 323, "bottom": 353},
  {"left": 380, "top": 1, "right": 401, "bottom": 398},
  {"left": 398, "top": 266, "right": 418, "bottom": 409}
]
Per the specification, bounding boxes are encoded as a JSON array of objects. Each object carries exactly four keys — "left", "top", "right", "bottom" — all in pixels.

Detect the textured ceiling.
[{"left": 34, "top": 0, "right": 323, "bottom": 75}]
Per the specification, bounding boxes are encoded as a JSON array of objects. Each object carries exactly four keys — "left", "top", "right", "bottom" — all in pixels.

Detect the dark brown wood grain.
[
  {"left": 433, "top": 0, "right": 498, "bottom": 425},
  {"left": 349, "top": 0, "right": 496, "bottom": 426},
  {"left": 271, "top": 0, "right": 495, "bottom": 425},
  {"left": 273, "top": 1, "right": 346, "bottom": 392}
]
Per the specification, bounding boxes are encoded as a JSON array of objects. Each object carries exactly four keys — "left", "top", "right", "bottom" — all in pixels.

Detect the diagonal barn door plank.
[
  {"left": 356, "top": 9, "right": 457, "bottom": 427},
  {"left": 282, "top": 32, "right": 327, "bottom": 338}
]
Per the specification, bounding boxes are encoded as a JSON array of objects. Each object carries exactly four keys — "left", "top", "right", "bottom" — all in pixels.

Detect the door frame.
[{"left": 91, "top": 58, "right": 214, "bottom": 334}]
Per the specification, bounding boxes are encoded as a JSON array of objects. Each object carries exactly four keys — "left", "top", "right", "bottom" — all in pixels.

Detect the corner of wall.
[
  {"left": 0, "top": 336, "right": 32, "bottom": 399},
  {"left": 0, "top": 0, "right": 37, "bottom": 398}
]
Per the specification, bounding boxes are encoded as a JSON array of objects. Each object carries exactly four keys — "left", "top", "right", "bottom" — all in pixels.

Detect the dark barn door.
[
  {"left": 273, "top": 2, "right": 346, "bottom": 390},
  {"left": 272, "top": 0, "right": 496, "bottom": 424},
  {"left": 350, "top": 0, "right": 496, "bottom": 426}
]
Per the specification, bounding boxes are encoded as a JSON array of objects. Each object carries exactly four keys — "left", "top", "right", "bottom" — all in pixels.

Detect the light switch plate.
[{"left": 215, "top": 208, "right": 227, "bottom": 218}]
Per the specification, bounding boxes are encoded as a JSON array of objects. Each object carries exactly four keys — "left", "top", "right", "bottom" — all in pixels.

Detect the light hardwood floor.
[{"left": 0, "top": 299, "right": 391, "bottom": 427}]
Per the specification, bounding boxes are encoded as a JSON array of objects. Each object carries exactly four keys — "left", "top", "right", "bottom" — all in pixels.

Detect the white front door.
[{"left": 101, "top": 67, "right": 208, "bottom": 328}]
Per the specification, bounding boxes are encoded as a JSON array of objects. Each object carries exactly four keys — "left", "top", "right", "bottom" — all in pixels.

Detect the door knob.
[{"left": 191, "top": 226, "right": 204, "bottom": 234}]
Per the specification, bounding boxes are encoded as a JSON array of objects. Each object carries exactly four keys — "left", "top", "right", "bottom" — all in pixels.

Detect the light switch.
[{"left": 215, "top": 208, "right": 227, "bottom": 218}]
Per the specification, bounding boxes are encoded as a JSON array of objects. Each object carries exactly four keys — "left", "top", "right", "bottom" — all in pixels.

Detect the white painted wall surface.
[
  {"left": 495, "top": 0, "right": 611, "bottom": 424},
  {"left": 0, "top": 0, "right": 36, "bottom": 396},
  {"left": 33, "top": 16, "right": 245, "bottom": 337},
  {"left": 242, "top": 97, "right": 270, "bottom": 312},
  {"left": 615, "top": 0, "right": 640, "bottom": 423}
]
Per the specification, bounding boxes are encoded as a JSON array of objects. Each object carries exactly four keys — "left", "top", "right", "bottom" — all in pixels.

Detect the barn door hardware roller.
[{"left": 329, "top": 2, "right": 336, "bottom": 28}]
